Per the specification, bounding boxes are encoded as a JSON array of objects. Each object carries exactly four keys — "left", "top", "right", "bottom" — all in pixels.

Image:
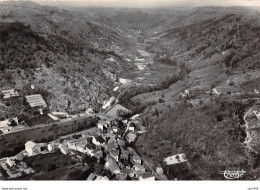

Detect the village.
[{"left": 0, "top": 111, "right": 189, "bottom": 180}]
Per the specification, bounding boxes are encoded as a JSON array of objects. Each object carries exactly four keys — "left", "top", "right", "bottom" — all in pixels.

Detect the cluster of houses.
[
  {"left": 0, "top": 117, "right": 24, "bottom": 134},
  {"left": 0, "top": 88, "right": 49, "bottom": 133},
  {"left": 112, "top": 78, "right": 132, "bottom": 94},
  {"left": 53, "top": 117, "right": 153, "bottom": 180},
  {"left": 102, "top": 96, "right": 116, "bottom": 110},
  {"left": 0, "top": 115, "right": 154, "bottom": 180},
  {"left": 0, "top": 150, "right": 35, "bottom": 179},
  {"left": 86, "top": 118, "right": 155, "bottom": 180}
]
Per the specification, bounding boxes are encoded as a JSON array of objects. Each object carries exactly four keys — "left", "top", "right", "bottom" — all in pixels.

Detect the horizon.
[{"left": 0, "top": 0, "right": 260, "bottom": 8}]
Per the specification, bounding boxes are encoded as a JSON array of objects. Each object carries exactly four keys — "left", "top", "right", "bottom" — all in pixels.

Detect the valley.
[{"left": 0, "top": 1, "right": 260, "bottom": 180}]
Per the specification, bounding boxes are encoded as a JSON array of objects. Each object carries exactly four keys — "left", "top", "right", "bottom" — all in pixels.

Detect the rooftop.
[
  {"left": 25, "top": 94, "right": 47, "bottom": 108},
  {"left": 163, "top": 153, "right": 187, "bottom": 166}
]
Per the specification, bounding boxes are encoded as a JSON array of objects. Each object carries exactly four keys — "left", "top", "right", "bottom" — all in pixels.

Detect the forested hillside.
[
  {"left": 125, "top": 7, "right": 260, "bottom": 180},
  {"left": 0, "top": 1, "right": 135, "bottom": 115}
]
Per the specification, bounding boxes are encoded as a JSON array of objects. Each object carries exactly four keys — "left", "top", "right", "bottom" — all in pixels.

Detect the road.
[
  {"left": 0, "top": 113, "right": 112, "bottom": 137},
  {"left": 104, "top": 46, "right": 153, "bottom": 115},
  {"left": 104, "top": 69, "right": 146, "bottom": 114}
]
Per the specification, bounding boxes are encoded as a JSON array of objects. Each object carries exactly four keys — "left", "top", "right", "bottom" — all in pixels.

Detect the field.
[
  {"left": 26, "top": 114, "right": 55, "bottom": 126},
  {"left": 128, "top": 63, "right": 182, "bottom": 105},
  {"left": 141, "top": 64, "right": 179, "bottom": 85},
  {"left": 131, "top": 79, "right": 187, "bottom": 105},
  {"left": 106, "top": 104, "right": 132, "bottom": 118},
  {"left": 0, "top": 116, "right": 98, "bottom": 158},
  {"left": 119, "top": 70, "right": 140, "bottom": 80}
]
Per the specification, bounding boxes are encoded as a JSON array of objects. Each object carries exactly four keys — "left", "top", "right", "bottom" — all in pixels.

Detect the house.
[
  {"left": 112, "top": 126, "right": 119, "bottom": 133},
  {"left": 120, "top": 149, "right": 129, "bottom": 161},
  {"left": 92, "top": 136, "right": 105, "bottom": 146},
  {"left": 67, "top": 141, "right": 77, "bottom": 150},
  {"left": 76, "top": 143, "right": 87, "bottom": 153},
  {"left": 116, "top": 173, "right": 128, "bottom": 180},
  {"left": 106, "top": 133, "right": 116, "bottom": 141},
  {"left": 86, "top": 108, "right": 94, "bottom": 115},
  {"left": 25, "top": 141, "right": 41, "bottom": 156},
  {"left": 87, "top": 173, "right": 96, "bottom": 181},
  {"left": 139, "top": 172, "right": 155, "bottom": 181},
  {"left": 107, "top": 57, "right": 115, "bottom": 62},
  {"left": 133, "top": 164, "right": 145, "bottom": 172},
  {"left": 102, "top": 96, "right": 115, "bottom": 109},
  {"left": 6, "top": 157, "right": 16, "bottom": 167},
  {"left": 97, "top": 123, "right": 105, "bottom": 131},
  {"left": 0, "top": 118, "right": 19, "bottom": 134},
  {"left": 122, "top": 168, "right": 135, "bottom": 178},
  {"left": 0, "top": 118, "right": 19, "bottom": 129},
  {"left": 51, "top": 112, "right": 69, "bottom": 118},
  {"left": 108, "top": 138, "right": 115, "bottom": 144},
  {"left": 47, "top": 142, "right": 59, "bottom": 152},
  {"left": 0, "top": 119, "right": 10, "bottom": 129},
  {"left": 131, "top": 155, "right": 142, "bottom": 164},
  {"left": 156, "top": 167, "right": 164, "bottom": 175},
  {"left": 105, "top": 155, "right": 121, "bottom": 174},
  {"left": 93, "top": 150, "right": 103, "bottom": 160},
  {"left": 95, "top": 176, "right": 109, "bottom": 181},
  {"left": 119, "top": 78, "right": 128, "bottom": 84},
  {"left": 129, "top": 126, "right": 135, "bottom": 132},
  {"left": 106, "top": 143, "right": 118, "bottom": 151},
  {"left": 122, "top": 120, "right": 128, "bottom": 124},
  {"left": 113, "top": 86, "right": 119, "bottom": 92},
  {"left": 179, "top": 89, "right": 190, "bottom": 98},
  {"left": 117, "top": 139, "right": 125, "bottom": 147},
  {"left": 126, "top": 133, "right": 137, "bottom": 143},
  {"left": 163, "top": 153, "right": 187, "bottom": 166},
  {"left": 58, "top": 144, "right": 70, "bottom": 155},
  {"left": 85, "top": 144, "right": 96, "bottom": 156},
  {"left": 134, "top": 58, "right": 145, "bottom": 63}
]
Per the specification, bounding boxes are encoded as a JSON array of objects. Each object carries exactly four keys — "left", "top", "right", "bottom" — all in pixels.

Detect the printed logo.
[{"left": 219, "top": 170, "right": 246, "bottom": 179}]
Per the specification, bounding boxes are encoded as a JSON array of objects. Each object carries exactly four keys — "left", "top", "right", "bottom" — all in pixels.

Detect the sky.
[{"left": 1, "top": 0, "right": 260, "bottom": 8}]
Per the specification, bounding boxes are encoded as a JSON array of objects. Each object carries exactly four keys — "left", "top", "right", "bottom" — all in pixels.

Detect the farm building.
[
  {"left": 113, "top": 86, "right": 119, "bottom": 92},
  {"left": 134, "top": 58, "right": 145, "bottom": 62},
  {"left": 131, "top": 114, "right": 140, "bottom": 120},
  {"left": 163, "top": 153, "right": 187, "bottom": 166},
  {"left": 58, "top": 144, "right": 70, "bottom": 155},
  {"left": 119, "top": 78, "right": 132, "bottom": 85},
  {"left": 1, "top": 89, "right": 19, "bottom": 99},
  {"left": 25, "top": 141, "right": 41, "bottom": 156},
  {"left": 25, "top": 94, "right": 47, "bottom": 108},
  {"left": 102, "top": 96, "right": 115, "bottom": 110}
]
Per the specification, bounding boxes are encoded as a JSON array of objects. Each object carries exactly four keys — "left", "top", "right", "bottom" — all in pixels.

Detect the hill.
[
  {"left": 110, "top": 6, "right": 260, "bottom": 180},
  {"left": 0, "top": 1, "right": 136, "bottom": 118}
]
